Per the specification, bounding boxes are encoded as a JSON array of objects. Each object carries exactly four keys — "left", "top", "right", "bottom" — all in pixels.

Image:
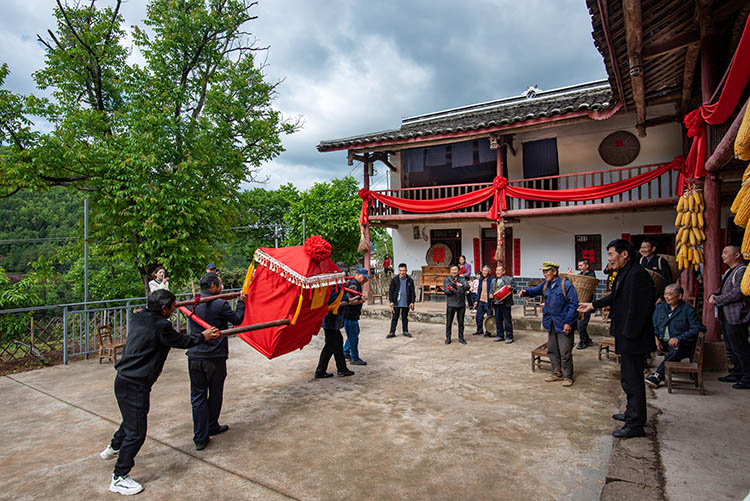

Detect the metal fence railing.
[{"left": 0, "top": 289, "right": 241, "bottom": 368}]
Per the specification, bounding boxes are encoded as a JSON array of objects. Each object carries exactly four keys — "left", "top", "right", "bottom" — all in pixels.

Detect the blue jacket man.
[
  {"left": 646, "top": 284, "right": 704, "bottom": 387},
  {"left": 521, "top": 262, "right": 578, "bottom": 385},
  {"left": 472, "top": 266, "right": 494, "bottom": 337}
]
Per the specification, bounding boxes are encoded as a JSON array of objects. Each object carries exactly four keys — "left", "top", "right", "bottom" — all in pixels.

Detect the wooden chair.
[
  {"left": 523, "top": 296, "right": 542, "bottom": 317},
  {"left": 665, "top": 332, "right": 706, "bottom": 395},
  {"left": 97, "top": 325, "right": 127, "bottom": 364},
  {"left": 683, "top": 296, "right": 697, "bottom": 308},
  {"left": 531, "top": 342, "right": 551, "bottom": 372},
  {"left": 598, "top": 337, "right": 619, "bottom": 363}
]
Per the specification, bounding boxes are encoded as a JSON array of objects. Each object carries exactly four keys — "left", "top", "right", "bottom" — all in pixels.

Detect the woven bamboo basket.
[
  {"left": 560, "top": 273, "right": 598, "bottom": 303},
  {"left": 646, "top": 268, "right": 665, "bottom": 295},
  {"left": 657, "top": 254, "right": 679, "bottom": 282}
]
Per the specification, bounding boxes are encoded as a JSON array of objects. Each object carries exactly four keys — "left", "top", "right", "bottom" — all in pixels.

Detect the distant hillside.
[{"left": 0, "top": 188, "right": 81, "bottom": 274}]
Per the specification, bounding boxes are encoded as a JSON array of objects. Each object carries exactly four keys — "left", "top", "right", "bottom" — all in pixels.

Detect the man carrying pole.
[
  {"left": 186, "top": 272, "right": 246, "bottom": 451},
  {"left": 100, "top": 289, "right": 220, "bottom": 495}
]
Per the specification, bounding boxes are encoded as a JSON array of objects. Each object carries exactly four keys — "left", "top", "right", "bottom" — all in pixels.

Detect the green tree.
[
  {"left": 284, "top": 176, "right": 364, "bottom": 266},
  {"left": 223, "top": 184, "right": 299, "bottom": 269},
  {"left": 0, "top": 0, "right": 297, "bottom": 295}
]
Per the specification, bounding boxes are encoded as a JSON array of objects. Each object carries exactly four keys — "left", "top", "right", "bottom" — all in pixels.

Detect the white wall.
[{"left": 390, "top": 208, "right": 713, "bottom": 280}]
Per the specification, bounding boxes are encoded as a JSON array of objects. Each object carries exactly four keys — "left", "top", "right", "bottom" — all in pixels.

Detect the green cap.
[{"left": 541, "top": 261, "right": 560, "bottom": 271}]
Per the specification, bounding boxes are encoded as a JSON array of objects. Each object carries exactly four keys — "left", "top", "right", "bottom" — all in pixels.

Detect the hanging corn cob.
[
  {"left": 675, "top": 185, "right": 705, "bottom": 271},
  {"left": 735, "top": 98, "right": 750, "bottom": 161}
]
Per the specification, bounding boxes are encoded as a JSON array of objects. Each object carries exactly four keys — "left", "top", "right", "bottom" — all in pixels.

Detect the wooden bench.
[
  {"left": 665, "top": 332, "right": 705, "bottom": 395},
  {"left": 97, "top": 325, "right": 127, "bottom": 364},
  {"left": 523, "top": 279, "right": 543, "bottom": 316},
  {"left": 531, "top": 342, "right": 551, "bottom": 372},
  {"left": 598, "top": 337, "right": 619, "bottom": 363}
]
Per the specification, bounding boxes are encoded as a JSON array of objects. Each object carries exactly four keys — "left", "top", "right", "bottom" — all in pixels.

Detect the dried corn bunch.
[
  {"left": 735, "top": 99, "right": 750, "bottom": 161},
  {"left": 743, "top": 256, "right": 750, "bottom": 295},
  {"left": 675, "top": 186, "right": 705, "bottom": 271}
]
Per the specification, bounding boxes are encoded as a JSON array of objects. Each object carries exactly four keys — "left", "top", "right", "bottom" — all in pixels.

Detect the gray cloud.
[{"left": 2, "top": 0, "right": 607, "bottom": 191}]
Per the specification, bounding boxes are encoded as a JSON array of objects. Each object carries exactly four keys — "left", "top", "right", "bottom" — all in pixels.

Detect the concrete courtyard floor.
[{"left": 0, "top": 315, "right": 747, "bottom": 500}]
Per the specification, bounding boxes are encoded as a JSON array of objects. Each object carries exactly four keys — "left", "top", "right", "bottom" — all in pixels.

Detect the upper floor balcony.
[{"left": 367, "top": 161, "right": 679, "bottom": 223}]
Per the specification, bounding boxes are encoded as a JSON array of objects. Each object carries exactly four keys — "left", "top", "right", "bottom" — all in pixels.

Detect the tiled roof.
[{"left": 318, "top": 80, "right": 615, "bottom": 151}]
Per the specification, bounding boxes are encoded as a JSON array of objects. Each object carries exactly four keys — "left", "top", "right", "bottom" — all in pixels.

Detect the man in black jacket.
[
  {"left": 580, "top": 239, "right": 655, "bottom": 439},
  {"left": 100, "top": 289, "right": 219, "bottom": 496},
  {"left": 315, "top": 284, "right": 356, "bottom": 378},
  {"left": 387, "top": 263, "right": 416, "bottom": 338},
  {"left": 343, "top": 268, "right": 369, "bottom": 365},
  {"left": 186, "top": 272, "right": 246, "bottom": 451},
  {"left": 444, "top": 264, "right": 469, "bottom": 345}
]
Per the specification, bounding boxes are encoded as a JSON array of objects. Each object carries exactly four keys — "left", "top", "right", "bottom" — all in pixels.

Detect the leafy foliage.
[{"left": 0, "top": 0, "right": 297, "bottom": 295}]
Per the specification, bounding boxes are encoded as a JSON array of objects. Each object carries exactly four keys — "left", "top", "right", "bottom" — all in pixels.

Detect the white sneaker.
[
  {"left": 100, "top": 445, "right": 119, "bottom": 460},
  {"left": 109, "top": 474, "right": 143, "bottom": 495}
]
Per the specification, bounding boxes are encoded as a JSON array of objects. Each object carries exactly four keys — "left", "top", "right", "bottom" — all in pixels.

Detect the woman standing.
[
  {"left": 458, "top": 255, "right": 472, "bottom": 279},
  {"left": 148, "top": 267, "right": 170, "bottom": 293}
]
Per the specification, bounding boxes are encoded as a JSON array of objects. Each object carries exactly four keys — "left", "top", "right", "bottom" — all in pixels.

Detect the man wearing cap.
[
  {"left": 343, "top": 268, "right": 369, "bottom": 365},
  {"left": 520, "top": 262, "right": 579, "bottom": 387},
  {"left": 205, "top": 263, "right": 220, "bottom": 277}
]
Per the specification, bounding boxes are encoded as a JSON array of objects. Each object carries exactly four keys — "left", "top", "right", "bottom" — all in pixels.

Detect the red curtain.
[
  {"left": 359, "top": 156, "right": 684, "bottom": 223},
  {"left": 683, "top": 14, "right": 750, "bottom": 181}
]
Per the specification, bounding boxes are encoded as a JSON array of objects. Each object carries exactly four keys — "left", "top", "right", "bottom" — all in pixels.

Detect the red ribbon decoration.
[
  {"left": 683, "top": 14, "right": 750, "bottom": 184},
  {"left": 358, "top": 156, "right": 685, "bottom": 223}
]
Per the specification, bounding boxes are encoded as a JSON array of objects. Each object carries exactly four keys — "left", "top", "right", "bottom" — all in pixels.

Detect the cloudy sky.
[{"left": 1, "top": 0, "right": 607, "bottom": 191}]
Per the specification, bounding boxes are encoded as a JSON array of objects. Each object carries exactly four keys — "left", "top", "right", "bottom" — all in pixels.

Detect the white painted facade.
[{"left": 385, "top": 108, "right": 703, "bottom": 280}]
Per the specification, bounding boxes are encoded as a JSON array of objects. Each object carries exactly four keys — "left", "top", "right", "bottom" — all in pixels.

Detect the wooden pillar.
[
  {"left": 700, "top": 35, "right": 721, "bottom": 342},
  {"left": 363, "top": 154, "right": 372, "bottom": 304},
  {"left": 496, "top": 140, "right": 505, "bottom": 266}
]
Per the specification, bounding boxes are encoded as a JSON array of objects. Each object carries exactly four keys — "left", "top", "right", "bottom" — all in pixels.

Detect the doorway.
[
  {"left": 481, "top": 226, "right": 513, "bottom": 276},
  {"left": 631, "top": 233, "right": 676, "bottom": 256},
  {"left": 430, "top": 229, "right": 462, "bottom": 265}
]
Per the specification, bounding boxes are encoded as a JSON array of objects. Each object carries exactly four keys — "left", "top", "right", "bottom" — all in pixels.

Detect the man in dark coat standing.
[
  {"left": 579, "top": 239, "right": 655, "bottom": 438},
  {"left": 186, "top": 272, "right": 246, "bottom": 451}
]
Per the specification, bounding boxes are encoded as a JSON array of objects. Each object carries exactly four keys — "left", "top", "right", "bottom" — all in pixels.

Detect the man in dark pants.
[
  {"left": 580, "top": 239, "right": 656, "bottom": 439},
  {"left": 472, "top": 265, "right": 494, "bottom": 337},
  {"left": 709, "top": 245, "right": 750, "bottom": 389},
  {"left": 571, "top": 259, "right": 597, "bottom": 349},
  {"left": 186, "top": 272, "right": 246, "bottom": 450},
  {"left": 646, "top": 283, "right": 703, "bottom": 388},
  {"left": 387, "top": 263, "right": 415, "bottom": 338},
  {"left": 100, "top": 289, "right": 219, "bottom": 495},
  {"left": 343, "top": 268, "right": 369, "bottom": 365},
  {"left": 492, "top": 264, "right": 514, "bottom": 343},
  {"left": 315, "top": 284, "right": 356, "bottom": 378},
  {"left": 444, "top": 264, "right": 469, "bottom": 344}
]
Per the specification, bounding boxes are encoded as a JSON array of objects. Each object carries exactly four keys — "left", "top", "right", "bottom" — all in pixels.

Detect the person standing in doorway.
[
  {"left": 492, "top": 264, "right": 514, "bottom": 343},
  {"left": 579, "top": 239, "right": 655, "bottom": 438},
  {"left": 387, "top": 263, "right": 415, "bottom": 338},
  {"left": 639, "top": 239, "right": 672, "bottom": 283},
  {"left": 186, "top": 272, "right": 246, "bottom": 451},
  {"left": 445, "top": 264, "right": 469, "bottom": 345},
  {"left": 343, "top": 268, "right": 369, "bottom": 365},
  {"left": 572, "top": 259, "right": 596, "bottom": 350},
  {"left": 472, "top": 265, "right": 494, "bottom": 337}
]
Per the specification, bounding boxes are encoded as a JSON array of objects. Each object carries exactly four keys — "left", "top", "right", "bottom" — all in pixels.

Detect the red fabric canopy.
[
  {"left": 359, "top": 156, "right": 684, "bottom": 223},
  {"left": 237, "top": 237, "right": 344, "bottom": 359},
  {"left": 683, "top": 14, "right": 750, "bottom": 181}
]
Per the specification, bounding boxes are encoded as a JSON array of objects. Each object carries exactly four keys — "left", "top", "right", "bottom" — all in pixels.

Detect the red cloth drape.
[
  {"left": 683, "top": 14, "right": 750, "bottom": 181},
  {"left": 359, "top": 156, "right": 684, "bottom": 223}
]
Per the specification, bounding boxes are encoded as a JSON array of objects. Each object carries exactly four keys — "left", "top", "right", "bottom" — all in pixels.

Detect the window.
[{"left": 523, "top": 138, "right": 559, "bottom": 209}]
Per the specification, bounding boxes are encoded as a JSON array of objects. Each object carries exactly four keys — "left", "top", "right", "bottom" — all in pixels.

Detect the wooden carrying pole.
[{"left": 218, "top": 319, "right": 290, "bottom": 338}]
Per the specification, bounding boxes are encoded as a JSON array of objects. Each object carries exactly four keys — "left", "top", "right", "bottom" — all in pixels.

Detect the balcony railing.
[{"left": 368, "top": 162, "right": 676, "bottom": 218}]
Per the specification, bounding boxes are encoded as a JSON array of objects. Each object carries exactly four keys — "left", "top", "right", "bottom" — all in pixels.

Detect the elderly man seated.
[{"left": 646, "top": 283, "right": 704, "bottom": 388}]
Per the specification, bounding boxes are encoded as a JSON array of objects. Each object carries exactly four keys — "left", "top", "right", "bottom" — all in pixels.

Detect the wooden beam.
[
  {"left": 705, "top": 100, "right": 748, "bottom": 172},
  {"left": 596, "top": 0, "right": 628, "bottom": 111},
  {"left": 623, "top": 0, "right": 647, "bottom": 136},
  {"left": 680, "top": 43, "right": 701, "bottom": 113},
  {"left": 642, "top": 30, "right": 700, "bottom": 60}
]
